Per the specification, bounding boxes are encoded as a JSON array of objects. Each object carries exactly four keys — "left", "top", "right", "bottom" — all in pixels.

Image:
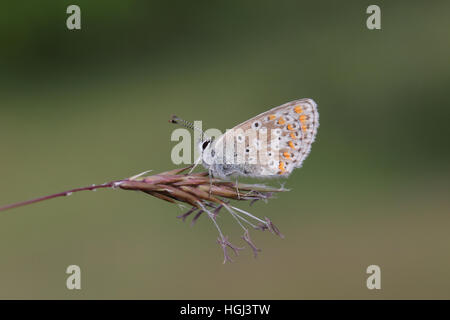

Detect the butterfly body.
[{"left": 199, "top": 98, "right": 319, "bottom": 179}]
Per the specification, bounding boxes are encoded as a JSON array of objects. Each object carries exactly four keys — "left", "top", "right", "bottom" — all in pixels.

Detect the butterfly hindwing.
[{"left": 204, "top": 98, "right": 319, "bottom": 178}]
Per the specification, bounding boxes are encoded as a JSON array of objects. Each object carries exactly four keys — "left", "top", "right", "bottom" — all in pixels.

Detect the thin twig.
[{"left": 0, "top": 166, "right": 287, "bottom": 263}]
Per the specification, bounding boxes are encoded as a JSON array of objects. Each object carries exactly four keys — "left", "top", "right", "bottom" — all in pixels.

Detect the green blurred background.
[{"left": 1, "top": 0, "right": 449, "bottom": 299}]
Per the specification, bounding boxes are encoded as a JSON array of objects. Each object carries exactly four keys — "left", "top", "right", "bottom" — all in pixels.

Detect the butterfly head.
[
  {"left": 199, "top": 135, "right": 219, "bottom": 168},
  {"left": 170, "top": 115, "right": 215, "bottom": 167}
]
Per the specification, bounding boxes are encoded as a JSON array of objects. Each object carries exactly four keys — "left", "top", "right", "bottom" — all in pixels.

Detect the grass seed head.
[{"left": 119, "top": 166, "right": 288, "bottom": 263}]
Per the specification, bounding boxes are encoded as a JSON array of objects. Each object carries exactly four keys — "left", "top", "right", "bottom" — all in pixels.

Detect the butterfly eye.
[
  {"left": 251, "top": 121, "right": 262, "bottom": 130},
  {"left": 202, "top": 140, "right": 211, "bottom": 150}
]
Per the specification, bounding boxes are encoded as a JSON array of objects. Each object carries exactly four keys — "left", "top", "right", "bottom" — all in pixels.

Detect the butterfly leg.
[
  {"left": 208, "top": 168, "right": 213, "bottom": 196},
  {"left": 235, "top": 177, "right": 240, "bottom": 199}
]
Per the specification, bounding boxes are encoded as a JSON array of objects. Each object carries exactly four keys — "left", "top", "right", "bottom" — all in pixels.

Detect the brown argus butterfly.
[{"left": 172, "top": 98, "right": 319, "bottom": 179}]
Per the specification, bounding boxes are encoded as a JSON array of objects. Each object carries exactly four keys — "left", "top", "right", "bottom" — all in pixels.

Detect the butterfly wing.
[{"left": 222, "top": 98, "right": 319, "bottom": 177}]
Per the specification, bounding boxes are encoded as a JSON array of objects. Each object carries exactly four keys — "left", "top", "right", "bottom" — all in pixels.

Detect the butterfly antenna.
[
  {"left": 170, "top": 115, "right": 212, "bottom": 174},
  {"left": 170, "top": 115, "right": 208, "bottom": 141}
]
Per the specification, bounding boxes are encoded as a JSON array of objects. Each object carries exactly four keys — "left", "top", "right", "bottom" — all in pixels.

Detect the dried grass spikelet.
[
  {"left": 0, "top": 165, "right": 288, "bottom": 263},
  {"left": 119, "top": 165, "right": 287, "bottom": 263}
]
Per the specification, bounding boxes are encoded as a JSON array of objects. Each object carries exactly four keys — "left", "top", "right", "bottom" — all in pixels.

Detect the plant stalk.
[{"left": 0, "top": 181, "right": 123, "bottom": 212}]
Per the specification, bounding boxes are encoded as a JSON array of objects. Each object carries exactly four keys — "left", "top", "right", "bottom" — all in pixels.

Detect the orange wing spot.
[
  {"left": 278, "top": 161, "right": 286, "bottom": 174},
  {"left": 302, "top": 125, "right": 307, "bottom": 132},
  {"left": 278, "top": 117, "right": 285, "bottom": 125},
  {"left": 288, "top": 141, "right": 295, "bottom": 149},
  {"left": 290, "top": 132, "right": 297, "bottom": 139},
  {"left": 268, "top": 114, "right": 276, "bottom": 120},
  {"left": 287, "top": 124, "right": 294, "bottom": 131},
  {"left": 283, "top": 152, "right": 291, "bottom": 159},
  {"left": 299, "top": 115, "right": 307, "bottom": 123},
  {"left": 294, "top": 106, "right": 303, "bottom": 114}
]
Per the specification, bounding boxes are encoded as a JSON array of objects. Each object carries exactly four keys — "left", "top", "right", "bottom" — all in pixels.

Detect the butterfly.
[{"left": 171, "top": 98, "right": 319, "bottom": 179}]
